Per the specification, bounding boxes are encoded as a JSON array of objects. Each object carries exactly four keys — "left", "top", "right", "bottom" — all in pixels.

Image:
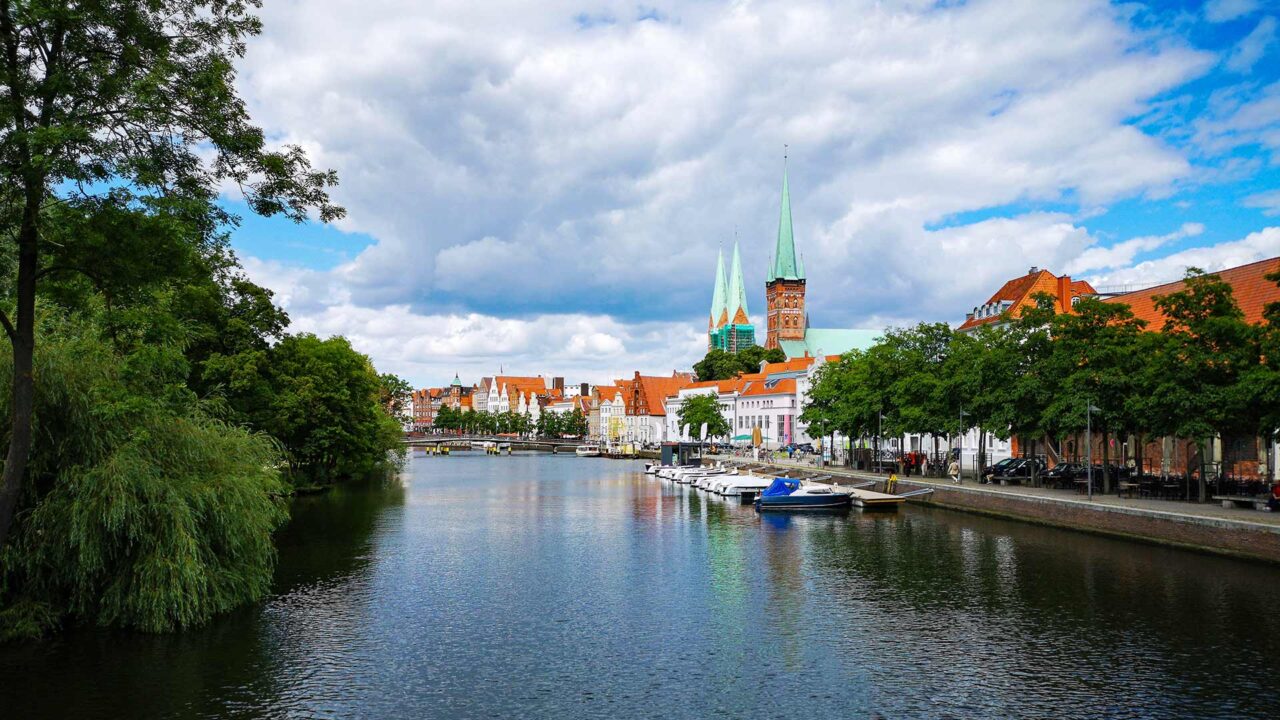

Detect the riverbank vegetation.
[
  {"left": 1, "top": 1, "right": 406, "bottom": 640},
  {"left": 430, "top": 405, "right": 589, "bottom": 439},
  {"left": 801, "top": 269, "right": 1280, "bottom": 494}
]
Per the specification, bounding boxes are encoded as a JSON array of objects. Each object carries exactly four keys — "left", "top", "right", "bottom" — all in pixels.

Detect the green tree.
[
  {"left": 536, "top": 411, "right": 560, "bottom": 438},
  {"left": 1252, "top": 269, "right": 1280, "bottom": 482},
  {"left": 881, "top": 323, "right": 953, "bottom": 441},
  {"left": 565, "top": 407, "right": 589, "bottom": 438},
  {"left": 1139, "top": 270, "right": 1259, "bottom": 500},
  {"left": 434, "top": 405, "right": 455, "bottom": 433},
  {"left": 677, "top": 394, "right": 731, "bottom": 439},
  {"left": 1043, "top": 298, "right": 1146, "bottom": 492},
  {"left": 693, "top": 345, "right": 785, "bottom": 380},
  {"left": 378, "top": 373, "right": 413, "bottom": 423},
  {"left": 0, "top": 0, "right": 343, "bottom": 547},
  {"left": 800, "top": 349, "right": 893, "bottom": 463},
  {"left": 208, "top": 334, "right": 403, "bottom": 483},
  {"left": 1, "top": 310, "right": 287, "bottom": 636}
]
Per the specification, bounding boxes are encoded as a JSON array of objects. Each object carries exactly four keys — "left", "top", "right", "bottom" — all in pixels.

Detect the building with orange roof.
[
  {"left": 590, "top": 384, "right": 625, "bottom": 441},
  {"left": 1102, "top": 256, "right": 1280, "bottom": 329},
  {"left": 601, "top": 372, "right": 696, "bottom": 444},
  {"left": 957, "top": 266, "right": 1097, "bottom": 332}
]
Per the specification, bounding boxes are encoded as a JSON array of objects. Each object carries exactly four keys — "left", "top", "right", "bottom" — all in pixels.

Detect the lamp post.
[
  {"left": 959, "top": 408, "right": 969, "bottom": 484},
  {"left": 877, "top": 410, "right": 884, "bottom": 473},
  {"left": 1086, "top": 401, "right": 1100, "bottom": 500}
]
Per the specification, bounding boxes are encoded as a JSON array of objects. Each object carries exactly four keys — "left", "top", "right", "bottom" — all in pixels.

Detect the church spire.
[
  {"left": 728, "top": 239, "right": 750, "bottom": 324},
  {"left": 769, "top": 157, "right": 803, "bottom": 281},
  {"left": 709, "top": 246, "right": 728, "bottom": 329}
]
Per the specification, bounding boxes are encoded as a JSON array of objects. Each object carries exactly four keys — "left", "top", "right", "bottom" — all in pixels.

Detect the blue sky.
[{"left": 229, "top": 0, "right": 1280, "bottom": 387}]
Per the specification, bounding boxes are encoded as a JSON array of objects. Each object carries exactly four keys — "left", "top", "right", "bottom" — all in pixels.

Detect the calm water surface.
[{"left": 3, "top": 452, "right": 1279, "bottom": 719}]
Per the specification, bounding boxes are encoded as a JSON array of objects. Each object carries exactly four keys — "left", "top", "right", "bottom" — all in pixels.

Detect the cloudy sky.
[{"left": 226, "top": 0, "right": 1280, "bottom": 388}]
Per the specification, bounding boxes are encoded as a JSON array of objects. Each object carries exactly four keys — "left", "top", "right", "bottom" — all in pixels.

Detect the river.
[{"left": 2, "top": 451, "right": 1278, "bottom": 718}]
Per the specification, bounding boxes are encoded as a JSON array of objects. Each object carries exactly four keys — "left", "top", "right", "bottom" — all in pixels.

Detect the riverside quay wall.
[
  {"left": 894, "top": 480, "right": 1280, "bottom": 565},
  {"left": 721, "top": 459, "right": 1280, "bottom": 565}
]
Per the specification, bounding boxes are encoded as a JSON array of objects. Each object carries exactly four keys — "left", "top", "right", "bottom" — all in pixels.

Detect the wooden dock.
[{"left": 846, "top": 487, "right": 906, "bottom": 509}]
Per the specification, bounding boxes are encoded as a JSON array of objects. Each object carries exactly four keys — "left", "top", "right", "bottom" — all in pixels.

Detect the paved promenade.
[{"left": 709, "top": 453, "right": 1280, "bottom": 531}]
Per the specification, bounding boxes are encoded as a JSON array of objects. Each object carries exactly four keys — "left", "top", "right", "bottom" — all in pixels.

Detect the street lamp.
[
  {"left": 1086, "top": 401, "right": 1101, "bottom": 500},
  {"left": 877, "top": 410, "right": 884, "bottom": 473},
  {"left": 959, "top": 408, "right": 969, "bottom": 484}
]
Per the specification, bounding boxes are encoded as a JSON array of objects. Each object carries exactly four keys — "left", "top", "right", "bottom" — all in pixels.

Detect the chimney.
[
  {"left": 1058, "top": 275, "right": 1072, "bottom": 312},
  {"left": 1029, "top": 266, "right": 1039, "bottom": 275}
]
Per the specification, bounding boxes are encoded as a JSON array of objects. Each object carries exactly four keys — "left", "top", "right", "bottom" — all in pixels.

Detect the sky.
[{"left": 225, "top": 0, "right": 1280, "bottom": 388}]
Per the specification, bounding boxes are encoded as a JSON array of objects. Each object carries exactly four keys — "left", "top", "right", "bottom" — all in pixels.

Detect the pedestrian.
[
  {"left": 948, "top": 458, "right": 960, "bottom": 485},
  {"left": 921, "top": 454, "right": 930, "bottom": 477}
]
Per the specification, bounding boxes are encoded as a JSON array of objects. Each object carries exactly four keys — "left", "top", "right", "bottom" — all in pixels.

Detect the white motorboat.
[
  {"left": 693, "top": 470, "right": 736, "bottom": 490},
  {"left": 716, "top": 474, "right": 775, "bottom": 497},
  {"left": 575, "top": 444, "right": 602, "bottom": 457},
  {"left": 670, "top": 465, "right": 729, "bottom": 484}
]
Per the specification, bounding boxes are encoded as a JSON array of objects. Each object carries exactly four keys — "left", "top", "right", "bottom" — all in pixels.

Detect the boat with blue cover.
[{"left": 753, "top": 478, "right": 852, "bottom": 511}]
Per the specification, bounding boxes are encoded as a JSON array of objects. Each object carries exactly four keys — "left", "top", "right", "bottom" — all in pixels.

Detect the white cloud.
[
  {"left": 1065, "top": 222, "right": 1204, "bottom": 275},
  {"left": 274, "top": 300, "right": 706, "bottom": 387},
  {"left": 1243, "top": 189, "right": 1280, "bottom": 215},
  {"left": 1226, "top": 16, "right": 1277, "bottom": 73},
  {"left": 1205, "top": 0, "right": 1261, "bottom": 23},
  {"left": 1083, "top": 226, "right": 1280, "bottom": 289},
  {"left": 220, "top": 0, "right": 1278, "bottom": 385}
]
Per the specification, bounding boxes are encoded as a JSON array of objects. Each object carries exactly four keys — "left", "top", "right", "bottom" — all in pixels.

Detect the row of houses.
[{"left": 407, "top": 374, "right": 590, "bottom": 432}]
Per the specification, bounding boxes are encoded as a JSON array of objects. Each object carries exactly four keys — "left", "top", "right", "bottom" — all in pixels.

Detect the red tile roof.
[
  {"left": 616, "top": 373, "right": 694, "bottom": 416},
  {"left": 761, "top": 357, "right": 817, "bottom": 375},
  {"left": 957, "top": 269, "right": 1096, "bottom": 331},
  {"left": 741, "top": 377, "right": 796, "bottom": 396},
  {"left": 1103, "top": 257, "right": 1280, "bottom": 329}
]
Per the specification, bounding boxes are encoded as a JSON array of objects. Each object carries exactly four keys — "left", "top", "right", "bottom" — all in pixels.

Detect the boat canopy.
[{"left": 761, "top": 478, "right": 800, "bottom": 497}]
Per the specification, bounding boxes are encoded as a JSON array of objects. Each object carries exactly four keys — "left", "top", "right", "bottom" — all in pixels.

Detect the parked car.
[
  {"left": 990, "top": 457, "right": 1046, "bottom": 484},
  {"left": 1044, "top": 462, "right": 1087, "bottom": 488},
  {"left": 982, "top": 457, "right": 1017, "bottom": 478}
]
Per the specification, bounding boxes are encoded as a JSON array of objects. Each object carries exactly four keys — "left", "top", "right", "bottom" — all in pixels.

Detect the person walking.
[{"left": 948, "top": 458, "right": 960, "bottom": 485}]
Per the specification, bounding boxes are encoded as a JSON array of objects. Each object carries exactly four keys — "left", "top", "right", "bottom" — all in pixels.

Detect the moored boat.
[
  {"left": 575, "top": 444, "right": 602, "bottom": 457},
  {"left": 754, "top": 478, "right": 852, "bottom": 511}
]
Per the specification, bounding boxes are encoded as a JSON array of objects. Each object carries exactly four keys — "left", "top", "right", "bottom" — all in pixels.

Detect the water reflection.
[{"left": 1, "top": 454, "right": 1277, "bottom": 719}]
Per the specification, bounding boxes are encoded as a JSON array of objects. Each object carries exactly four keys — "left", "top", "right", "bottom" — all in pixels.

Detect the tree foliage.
[
  {"left": 206, "top": 334, "right": 404, "bottom": 482},
  {"left": 0, "top": 0, "right": 342, "bottom": 549},
  {"left": 677, "top": 394, "right": 731, "bottom": 439},
  {"left": 0, "top": 310, "right": 286, "bottom": 637},
  {"left": 800, "top": 272, "right": 1268, "bottom": 489},
  {"left": 693, "top": 345, "right": 785, "bottom": 381}
]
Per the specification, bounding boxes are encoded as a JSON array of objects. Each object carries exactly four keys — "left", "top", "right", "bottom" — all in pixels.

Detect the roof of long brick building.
[{"left": 1104, "top": 256, "right": 1280, "bottom": 328}]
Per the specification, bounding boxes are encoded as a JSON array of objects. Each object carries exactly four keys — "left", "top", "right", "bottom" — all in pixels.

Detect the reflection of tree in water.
[
  {"left": 273, "top": 468, "right": 408, "bottom": 593},
  {"left": 0, "top": 468, "right": 409, "bottom": 720},
  {"left": 798, "top": 507, "right": 1280, "bottom": 718}
]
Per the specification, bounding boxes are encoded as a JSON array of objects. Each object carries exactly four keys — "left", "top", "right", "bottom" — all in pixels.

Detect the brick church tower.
[{"left": 765, "top": 163, "right": 806, "bottom": 350}]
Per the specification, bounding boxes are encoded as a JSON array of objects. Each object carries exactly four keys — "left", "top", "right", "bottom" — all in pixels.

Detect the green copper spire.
[
  {"left": 727, "top": 240, "right": 750, "bottom": 324},
  {"left": 709, "top": 247, "right": 728, "bottom": 328},
  {"left": 770, "top": 162, "right": 803, "bottom": 281}
]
